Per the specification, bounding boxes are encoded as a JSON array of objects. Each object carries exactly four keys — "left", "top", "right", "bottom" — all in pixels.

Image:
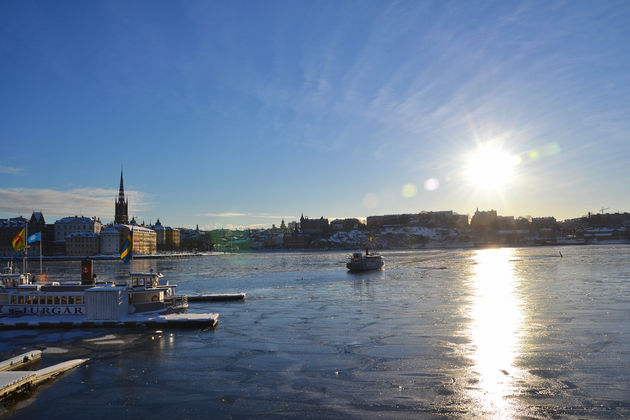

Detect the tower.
[{"left": 114, "top": 170, "right": 129, "bottom": 224}]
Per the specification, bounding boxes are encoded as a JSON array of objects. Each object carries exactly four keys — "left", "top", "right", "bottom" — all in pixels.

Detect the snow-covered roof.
[
  {"left": 100, "top": 227, "right": 119, "bottom": 234},
  {"left": 55, "top": 216, "right": 96, "bottom": 224},
  {"left": 112, "top": 224, "right": 156, "bottom": 234}
]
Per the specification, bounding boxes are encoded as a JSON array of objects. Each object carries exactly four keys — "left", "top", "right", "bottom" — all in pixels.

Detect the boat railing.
[{"left": 166, "top": 295, "right": 187, "bottom": 308}]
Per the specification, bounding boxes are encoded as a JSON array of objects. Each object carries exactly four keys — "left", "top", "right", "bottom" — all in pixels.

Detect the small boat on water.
[
  {"left": 0, "top": 262, "right": 216, "bottom": 329},
  {"left": 346, "top": 250, "right": 384, "bottom": 272}
]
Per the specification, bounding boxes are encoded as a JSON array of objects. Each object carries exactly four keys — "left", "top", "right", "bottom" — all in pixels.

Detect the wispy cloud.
[
  {"left": 202, "top": 212, "right": 247, "bottom": 217},
  {"left": 201, "top": 212, "right": 295, "bottom": 220},
  {"left": 0, "top": 187, "right": 149, "bottom": 220},
  {"left": 0, "top": 165, "right": 24, "bottom": 175},
  {"left": 201, "top": 222, "right": 274, "bottom": 230}
]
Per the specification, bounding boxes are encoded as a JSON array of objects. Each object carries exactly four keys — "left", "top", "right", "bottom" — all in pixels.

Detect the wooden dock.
[
  {"left": 0, "top": 352, "right": 88, "bottom": 401},
  {"left": 0, "top": 350, "right": 42, "bottom": 372},
  {"left": 0, "top": 313, "right": 219, "bottom": 330},
  {"left": 187, "top": 293, "right": 246, "bottom": 302}
]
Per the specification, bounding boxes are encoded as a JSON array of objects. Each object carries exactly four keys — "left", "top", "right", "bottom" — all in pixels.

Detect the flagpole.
[
  {"left": 39, "top": 232, "right": 43, "bottom": 276},
  {"left": 23, "top": 222, "right": 28, "bottom": 275}
]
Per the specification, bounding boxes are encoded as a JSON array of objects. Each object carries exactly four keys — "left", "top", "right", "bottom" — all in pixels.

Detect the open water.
[{"left": 1, "top": 245, "right": 629, "bottom": 419}]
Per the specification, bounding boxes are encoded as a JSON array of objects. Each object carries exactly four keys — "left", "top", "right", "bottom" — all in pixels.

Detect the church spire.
[
  {"left": 118, "top": 169, "right": 125, "bottom": 201},
  {"left": 115, "top": 169, "right": 129, "bottom": 224}
]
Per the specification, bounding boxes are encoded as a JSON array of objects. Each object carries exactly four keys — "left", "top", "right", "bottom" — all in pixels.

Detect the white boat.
[
  {"left": 0, "top": 265, "right": 188, "bottom": 320},
  {"left": 346, "top": 250, "right": 384, "bottom": 272}
]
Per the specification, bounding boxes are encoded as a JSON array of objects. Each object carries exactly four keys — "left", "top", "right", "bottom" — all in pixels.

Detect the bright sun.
[{"left": 465, "top": 143, "right": 521, "bottom": 190}]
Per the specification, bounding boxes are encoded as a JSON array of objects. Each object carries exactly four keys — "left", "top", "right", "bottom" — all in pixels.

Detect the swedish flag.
[{"left": 120, "top": 230, "right": 133, "bottom": 263}]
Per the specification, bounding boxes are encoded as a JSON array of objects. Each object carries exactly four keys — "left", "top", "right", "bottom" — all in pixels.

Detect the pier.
[
  {"left": 0, "top": 351, "right": 88, "bottom": 401},
  {"left": 187, "top": 293, "right": 246, "bottom": 302},
  {"left": 0, "top": 313, "right": 219, "bottom": 330}
]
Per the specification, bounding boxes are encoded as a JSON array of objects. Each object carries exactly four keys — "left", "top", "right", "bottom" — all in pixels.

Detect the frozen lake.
[{"left": 1, "top": 245, "right": 629, "bottom": 418}]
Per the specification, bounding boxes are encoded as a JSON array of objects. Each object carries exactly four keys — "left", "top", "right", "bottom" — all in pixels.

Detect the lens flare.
[
  {"left": 424, "top": 178, "right": 440, "bottom": 191},
  {"left": 363, "top": 193, "right": 379, "bottom": 209},
  {"left": 401, "top": 183, "right": 418, "bottom": 198}
]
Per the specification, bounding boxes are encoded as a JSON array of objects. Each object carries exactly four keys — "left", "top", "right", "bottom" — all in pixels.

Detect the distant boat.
[{"left": 346, "top": 250, "right": 384, "bottom": 272}]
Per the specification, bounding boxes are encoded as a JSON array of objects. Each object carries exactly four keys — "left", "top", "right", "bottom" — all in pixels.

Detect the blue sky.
[{"left": 1, "top": 1, "right": 629, "bottom": 229}]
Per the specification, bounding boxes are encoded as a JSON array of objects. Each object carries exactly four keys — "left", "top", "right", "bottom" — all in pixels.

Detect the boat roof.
[{"left": 130, "top": 272, "right": 163, "bottom": 278}]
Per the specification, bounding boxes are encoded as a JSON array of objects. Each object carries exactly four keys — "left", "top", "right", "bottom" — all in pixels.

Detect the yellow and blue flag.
[{"left": 120, "top": 230, "right": 133, "bottom": 263}]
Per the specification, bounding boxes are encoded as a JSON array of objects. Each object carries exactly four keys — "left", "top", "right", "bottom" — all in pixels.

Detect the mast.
[
  {"left": 23, "top": 222, "right": 28, "bottom": 275},
  {"left": 39, "top": 231, "right": 42, "bottom": 276}
]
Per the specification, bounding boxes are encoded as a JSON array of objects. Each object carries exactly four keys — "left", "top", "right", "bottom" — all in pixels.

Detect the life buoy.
[{"left": 151, "top": 295, "right": 159, "bottom": 302}]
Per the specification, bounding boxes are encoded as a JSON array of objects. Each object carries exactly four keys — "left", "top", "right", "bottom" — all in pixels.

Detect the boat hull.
[{"left": 346, "top": 259, "right": 384, "bottom": 272}]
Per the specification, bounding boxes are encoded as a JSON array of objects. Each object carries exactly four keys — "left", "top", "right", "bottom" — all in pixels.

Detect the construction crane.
[{"left": 600, "top": 207, "right": 609, "bottom": 214}]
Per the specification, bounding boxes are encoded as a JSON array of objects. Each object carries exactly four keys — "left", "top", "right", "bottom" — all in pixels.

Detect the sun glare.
[{"left": 465, "top": 143, "right": 520, "bottom": 190}]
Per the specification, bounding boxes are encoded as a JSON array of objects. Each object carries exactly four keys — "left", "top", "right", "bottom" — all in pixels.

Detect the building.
[
  {"left": 152, "top": 219, "right": 166, "bottom": 245},
  {"left": 300, "top": 214, "right": 329, "bottom": 236},
  {"left": 0, "top": 212, "right": 53, "bottom": 257},
  {"left": 151, "top": 219, "right": 180, "bottom": 250},
  {"left": 470, "top": 209, "right": 499, "bottom": 244},
  {"left": 100, "top": 227, "right": 122, "bottom": 255},
  {"left": 330, "top": 218, "right": 360, "bottom": 232},
  {"left": 164, "top": 227, "right": 180, "bottom": 249},
  {"left": 114, "top": 170, "right": 129, "bottom": 224},
  {"left": 54, "top": 216, "right": 102, "bottom": 242},
  {"left": 111, "top": 225, "right": 157, "bottom": 255},
  {"left": 66, "top": 232, "right": 100, "bottom": 256},
  {"left": 0, "top": 216, "right": 28, "bottom": 257}
]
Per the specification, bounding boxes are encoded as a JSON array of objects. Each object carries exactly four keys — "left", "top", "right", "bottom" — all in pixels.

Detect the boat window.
[
  {"left": 69, "top": 296, "right": 75, "bottom": 305},
  {"left": 32, "top": 296, "right": 39, "bottom": 305},
  {"left": 139, "top": 279, "right": 145, "bottom": 287},
  {"left": 26, "top": 296, "right": 31, "bottom": 305},
  {"left": 76, "top": 296, "right": 82, "bottom": 305},
  {"left": 54, "top": 296, "right": 60, "bottom": 305},
  {"left": 11, "top": 296, "right": 16, "bottom": 304},
  {"left": 47, "top": 296, "right": 53, "bottom": 305},
  {"left": 61, "top": 296, "right": 67, "bottom": 305},
  {"left": 132, "top": 279, "right": 138, "bottom": 287},
  {"left": 18, "top": 296, "right": 24, "bottom": 304}
]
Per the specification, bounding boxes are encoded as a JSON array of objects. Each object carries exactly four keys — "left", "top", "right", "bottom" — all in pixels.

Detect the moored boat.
[{"left": 0, "top": 263, "right": 206, "bottom": 328}]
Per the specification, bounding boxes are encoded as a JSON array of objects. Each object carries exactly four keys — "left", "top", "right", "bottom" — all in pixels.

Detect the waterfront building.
[
  {"left": 0, "top": 216, "right": 28, "bottom": 257},
  {"left": 330, "top": 218, "right": 362, "bottom": 231},
  {"left": 284, "top": 233, "right": 307, "bottom": 249},
  {"left": 99, "top": 227, "right": 121, "bottom": 255},
  {"left": 367, "top": 214, "right": 413, "bottom": 230},
  {"left": 66, "top": 232, "right": 100, "bottom": 256},
  {"left": 54, "top": 216, "right": 102, "bottom": 242},
  {"left": 111, "top": 224, "right": 157, "bottom": 255},
  {"left": 114, "top": 170, "right": 129, "bottom": 225},
  {"left": 152, "top": 219, "right": 166, "bottom": 245},
  {"left": 151, "top": 219, "right": 180, "bottom": 250},
  {"left": 0, "top": 212, "right": 52, "bottom": 257},
  {"left": 165, "top": 227, "right": 180, "bottom": 249},
  {"left": 300, "top": 214, "right": 329, "bottom": 235}
]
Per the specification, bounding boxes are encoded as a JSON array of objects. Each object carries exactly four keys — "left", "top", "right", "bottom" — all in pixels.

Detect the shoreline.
[
  {"left": 0, "top": 251, "right": 224, "bottom": 262},
  {"left": 2, "top": 240, "right": 628, "bottom": 261}
]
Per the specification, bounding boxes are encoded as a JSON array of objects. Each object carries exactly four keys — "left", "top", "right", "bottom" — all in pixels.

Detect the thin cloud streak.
[
  {"left": 0, "top": 165, "right": 24, "bottom": 175},
  {"left": 0, "top": 187, "right": 149, "bottom": 220},
  {"left": 201, "top": 212, "right": 296, "bottom": 220}
]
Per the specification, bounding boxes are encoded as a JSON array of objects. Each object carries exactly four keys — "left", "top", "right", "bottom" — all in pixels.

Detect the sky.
[{"left": 1, "top": 1, "right": 629, "bottom": 229}]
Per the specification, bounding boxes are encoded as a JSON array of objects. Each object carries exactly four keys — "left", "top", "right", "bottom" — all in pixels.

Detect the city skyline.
[{"left": 1, "top": 1, "right": 629, "bottom": 229}]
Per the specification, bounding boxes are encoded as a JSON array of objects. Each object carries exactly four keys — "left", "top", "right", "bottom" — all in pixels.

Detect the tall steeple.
[
  {"left": 118, "top": 170, "right": 125, "bottom": 201},
  {"left": 115, "top": 169, "right": 129, "bottom": 224}
]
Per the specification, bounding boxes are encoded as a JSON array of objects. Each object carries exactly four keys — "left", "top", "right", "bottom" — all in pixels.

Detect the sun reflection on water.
[{"left": 467, "top": 248, "right": 523, "bottom": 417}]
